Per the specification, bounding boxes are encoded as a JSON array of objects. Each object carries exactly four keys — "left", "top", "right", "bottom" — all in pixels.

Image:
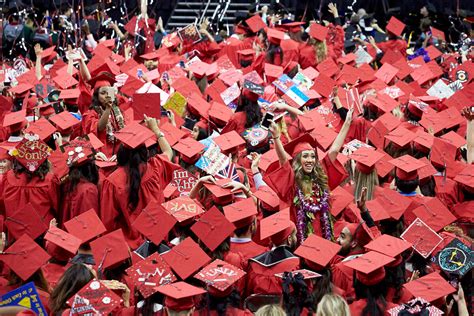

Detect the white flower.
[
  {"left": 102, "top": 297, "right": 111, "bottom": 304},
  {"left": 75, "top": 146, "right": 83, "bottom": 153},
  {"left": 68, "top": 151, "right": 74, "bottom": 156}
]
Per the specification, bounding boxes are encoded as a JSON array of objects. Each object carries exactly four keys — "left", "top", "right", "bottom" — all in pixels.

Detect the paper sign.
[
  {"left": 177, "top": 24, "right": 202, "bottom": 44},
  {"left": 355, "top": 46, "right": 373, "bottom": 65},
  {"left": 282, "top": 85, "right": 309, "bottom": 108},
  {"left": 243, "top": 80, "right": 264, "bottom": 95},
  {"left": 427, "top": 79, "right": 455, "bottom": 99},
  {"left": 272, "top": 74, "right": 294, "bottom": 93},
  {"left": 163, "top": 92, "right": 187, "bottom": 117},
  {"left": 275, "top": 269, "right": 322, "bottom": 279},
  {"left": 292, "top": 72, "right": 313, "bottom": 90},
  {"left": 195, "top": 141, "right": 230, "bottom": 175},
  {"left": 0, "top": 282, "right": 47, "bottom": 316},
  {"left": 220, "top": 83, "right": 241, "bottom": 105}
]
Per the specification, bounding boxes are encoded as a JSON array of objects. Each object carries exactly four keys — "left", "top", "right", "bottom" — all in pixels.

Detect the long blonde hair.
[
  {"left": 255, "top": 305, "right": 286, "bottom": 316},
  {"left": 309, "top": 38, "right": 328, "bottom": 63},
  {"left": 354, "top": 168, "right": 379, "bottom": 201},
  {"left": 292, "top": 151, "right": 329, "bottom": 196},
  {"left": 316, "top": 294, "right": 350, "bottom": 316}
]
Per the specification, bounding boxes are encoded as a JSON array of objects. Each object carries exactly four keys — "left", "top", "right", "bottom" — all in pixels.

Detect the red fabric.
[
  {"left": 60, "top": 179, "right": 99, "bottom": 223},
  {"left": 221, "top": 112, "right": 247, "bottom": 135},
  {"left": 246, "top": 257, "right": 299, "bottom": 296},
  {"left": 280, "top": 39, "right": 300, "bottom": 66},
  {"left": 298, "top": 43, "right": 317, "bottom": 69},
  {"left": 377, "top": 39, "right": 408, "bottom": 57},
  {"left": 345, "top": 117, "right": 372, "bottom": 144},
  {"left": 99, "top": 154, "right": 180, "bottom": 248},
  {"left": 82, "top": 109, "right": 114, "bottom": 156},
  {"left": 3, "top": 170, "right": 59, "bottom": 227},
  {"left": 229, "top": 240, "right": 268, "bottom": 269}
]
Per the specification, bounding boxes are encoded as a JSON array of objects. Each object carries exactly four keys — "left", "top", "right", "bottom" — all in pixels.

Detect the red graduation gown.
[
  {"left": 3, "top": 170, "right": 59, "bottom": 226},
  {"left": 82, "top": 109, "right": 115, "bottom": 157},
  {"left": 99, "top": 155, "right": 179, "bottom": 248},
  {"left": 298, "top": 43, "right": 317, "bottom": 69},
  {"left": 377, "top": 39, "right": 408, "bottom": 57},
  {"left": 221, "top": 112, "right": 248, "bottom": 135},
  {"left": 60, "top": 179, "right": 99, "bottom": 223},
  {"left": 264, "top": 159, "right": 346, "bottom": 238},
  {"left": 345, "top": 116, "right": 372, "bottom": 144},
  {"left": 246, "top": 256, "right": 300, "bottom": 296},
  {"left": 229, "top": 239, "right": 269, "bottom": 268}
]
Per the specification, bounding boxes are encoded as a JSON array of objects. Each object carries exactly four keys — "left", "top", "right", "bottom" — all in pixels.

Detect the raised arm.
[
  {"left": 462, "top": 107, "right": 474, "bottom": 163},
  {"left": 144, "top": 115, "right": 173, "bottom": 161},
  {"left": 328, "top": 107, "right": 353, "bottom": 161},
  {"left": 269, "top": 121, "right": 288, "bottom": 166},
  {"left": 34, "top": 44, "right": 43, "bottom": 81}
]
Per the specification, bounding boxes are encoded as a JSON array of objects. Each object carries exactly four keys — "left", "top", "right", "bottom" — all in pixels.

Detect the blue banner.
[{"left": 0, "top": 282, "right": 47, "bottom": 316}]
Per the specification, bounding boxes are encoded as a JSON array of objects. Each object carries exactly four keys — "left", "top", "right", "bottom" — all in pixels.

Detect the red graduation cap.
[
  {"left": 0, "top": 234, "right": 51, "bottom": 280},
  {"left": 349, "top": 147, "right": 384, "bottom": 174},
  {"left": 90, "top": 229, "right": 131, "bottom": 271},
  {"left": 194, "top": 259, "right": 246, "bottom": 294},
  {"left": 214, "top": 131, "right": 246, "bottom": 154},
  {"left": 131, "top": 92, "right": 161, "bottom": 120},
  {"left": 156, "top": 281, "right": 206, "bottom": 312},
  {"left": 162, "top": 237, "right": 212, "bottom": 280},
  {"left": 125, "top": 253, "right": 177, "bottom": 298},
  {"left": 191, "top": 206, "right": 235, "bottom": 251},
  {"left": 260, "top": 209, "right": 295, "bottom": 245},
  {"left": 64, "top": 209, "right": 107, "bottom": 243},
  {"left": 375, "top": 63, "right": 399, "bottom": 84},
  {"left": 223, "top": 197, "right": 257, "bottom": 228},
  {"left": 132, "top": 201, "right": 177, "bottom": 245},
  {"left": 343, "top": 251, "right": 394, "bottom": 286},
  {"left": 114, "top": 122, "right": 155, "bottom": 149},
  {"left": 45, "top": 225, "right": 82, "bottom": 255},
  {"left": 389, "top": 154, "right": 426, "bottom": 181},
  {"left": 5, "top": 202, "right": 48, "bottom": 240},
  {"left": 162, "top": 196, "right": 205, "bottom": 223},
  {"left": 386, "top": 16, "right": 405, "bottom": 36},
  {"left": 411, "top": 197, "right": 457, "bottom": 232},
  {"left": 404, "top": 272, "right": 456, "bottom": 303},
  {"left": 24, "top": 117, "right": 56, "bottom": 140},
  {"left": 294, "top": 234, "right": 341, "bottom": 270},
  {"left": 11, "top": 134, "right": 52, "bottom": 172},
  {"left": 66, "top": 279, "right": 123, "bottom": 314},
  {"left": 253, "top": 185, "right": 280, "bottom": 212},
  {"left": 309, "top": 23, "right": 328, "bottom": 41},
  {"left": 365, "top": 234, "right": 412, "bottom": 261},
  {"left": 400, "top": 218, "right": 443, "bottom": 258}
]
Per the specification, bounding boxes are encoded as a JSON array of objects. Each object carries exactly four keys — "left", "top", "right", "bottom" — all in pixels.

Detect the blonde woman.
[
  {"left": 316, "top": 294, "right": 350, "bottom": 316},
  {"left": 255, "top": 305, "right": 286, "bottom": 316}
]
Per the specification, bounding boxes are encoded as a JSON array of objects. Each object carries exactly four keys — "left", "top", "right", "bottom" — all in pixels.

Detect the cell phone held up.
[
  {"left": 105, "top": 87, "right": 116, "bottom": 102},
  {"left": 261, "top": 112, "right": 274, "bottom": 130}
]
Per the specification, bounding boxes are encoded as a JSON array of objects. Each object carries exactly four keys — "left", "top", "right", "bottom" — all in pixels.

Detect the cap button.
[{"left": 210, "top": 225, "right": 215, "bottom": 230}]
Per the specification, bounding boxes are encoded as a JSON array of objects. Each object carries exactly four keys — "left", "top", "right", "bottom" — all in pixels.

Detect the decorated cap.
[
  {"left": 344, "top": 251, "right": 394, "bottom": 286},
  {"left": 0, "top": 234, "right": 51, "bottom": 280},
  {"left": 24, "top": 117, "right": 56, "bottom": 141},
  {"left": 191, "top": 206, "right": 235, "bottom": 251},
  {"left": 400, "top": 218, "right": 443, "bottom": 258},
  {"left": 10, "top": 134, "right": 52, "bottom": 172},
  {"left": 66, "top": 279, "right": 123, "bottom": 314},
  {"left": 162, "top": 196, "right": 205, "bottom": 224},
  {"left": 194, "top": 259, "right": 246, "bottom": 296},
  {"left": 132, "top": 201, "right": 176, "bottom": 245},
  {"left": 61, "top": 137, "right": 95, "bottom": 167},
  {"left": 125, "top": 253, "right": 177, "bottom": 298},
  {"left": 162, "top": 237, "right": 211, "bottom": 280},
  {"left": 157, "top": 281, "right": 206, "bottom": 312}
]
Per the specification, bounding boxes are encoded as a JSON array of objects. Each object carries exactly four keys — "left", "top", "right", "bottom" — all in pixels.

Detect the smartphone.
[
  {"left": 137, "top": 68, "right": 144, "bottom": 79},
  {"left": 179, "top": 60, "right": 185, "bottom": 68},
  {"left": 162, "top": 72, "right": 169, "bottom": 81},
  {"left": 105, "top": 87, "right": 116, "bottom": 102},
  {"left": 261, "top": 112, "right": 274, "bottom": 130},
  {"left": 161, "top": 109, "right": 170, "bottom": 117}
]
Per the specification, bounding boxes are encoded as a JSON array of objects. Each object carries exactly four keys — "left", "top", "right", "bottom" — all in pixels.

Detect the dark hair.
[
  {"left": 395, "top": 176, "right": 419, "bottom": 194},
  {"left": 363, "top": 105, "right": 379, "bottom": 121},
  {"left": 49, "top": 264, "right": 94, "bottom": 314},
  {"left": 246, "top": 141, "right": 270, "bottom": 155},
  {"left": 207, "top": 290, "right": 241, "bottom": 316},
  {"left": 405, "top": 106, "right": 422, "bottom": 122},
  {"left": 234, "top": 223, "right": 252, "bottom": 237},
  {"left": 240, "top": 59, "right": 252, "bottom": 68},
  {"left": 63, "top": 161, "right": 99, "bottom": 192},
  {"left": 116, "top": 144, "right": 148, "bottom": 209},
  {"left": 238, "top": 97, "right": 262, "bottom": 129},
  {"left": 195, "top": 127, "right": 209, "bottom": 141},
  {"left": 354, "top": 278, "right": 388, "bottom": 316},
  {"left": 266, "top": 43, "right": 283, "bottom": 65},
  {"left": 419, "top": 177, "right": 436, "bottom": 196},
  {"left": 310, "top": 269, "right": 333, "bottom": 307},
  {"left": 282, "top": 272, "right": 314, "bottom": 316},
  {"left": 12, "top": 159, "right": 50, "bottom": 180}
]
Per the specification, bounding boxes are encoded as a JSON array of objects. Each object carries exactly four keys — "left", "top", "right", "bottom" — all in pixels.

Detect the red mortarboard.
[
  {"left": 375, "top": 63, "right": 399, "bottom": 84},
  {"left": 400, "top": 218, "right": 443, "bottom": 258},
  {"left": 430, "top": 137, "right": 457, "bottom": 169},
  {"left": 294, "top": 234, "right": 341, "bottom": 270},
  {"left": 245, "top": 15, "right": 266, "bottom": 33},
  {"left": 385, "top": 126, "right": 416, "bottom": 148},
  {"left": 372, "top": 186, "right": 411, "bottom": 220},
  {"left": 5, "top": 202, "right": 48, "bottom": 240},
  {"left": 404, "top": 272, "right": 456, "bottom": 303},
  {"left": 309, "top": 23, "right": 328, "bottom": 41},
  {"left": 283, "top": 133, "right": 317, "bottom": 157},
  {"left": 125, "top": 253, "right": 177, "bottom": 298},
  {"left": 365, "top": 234, "right": 412, "bottom": 266},
  {"left": 330, "top": 186, "right": 354, "bottom": 216},
  {"left": 454, "top": 164, "right": 474, "bottom": 192},
  {"left": 11, "top": 134, "right": 52, "bottom": 172},
  {"left": 131, "top": 92, "right": 161, "bottom": 120},
  {"left": 343, "top": 251, "right": 394, "bottom": 286},
  {"left": 162, "top": 196, "right": 205, "bottom": 224},
  {"left": 53, "top": 72, "right": 78, "bottom": 90},
  {"left": 214, "top": 131, "right": 246, "bottom": 154},
  {"left": 162, "top": 237, "right": 212, "bottom": 280},
  {"left": 3, "top": 109, "right": 27, "bottom": 130},
  {"left": 132, "top": 201, "right": 176, "bottom": 245},
  {"left": 280, "top": 21, "right": 306, "bottom": 33},
  {"left": 187, "top": 94, "right": 211, "bottom": 119},
  {"left": 9, "top": 83, "right": 34, "bottom": 96},
  {"left": 114, "top": 122, "right": 154, "bottom": 149},
  {"left": 312, "top": 73, "right": 337, "bottom": 98},
  {"left": 49, "top": 111, "right": 81, "bottom": 132},
  {"left": 58, "top": 89, "right": 81, "bottom": 100},
  {"left": 208, "top": 101, "right": 233, "bottom": 126},
  {"left": 264, "top": 63, "right": 284, "bottom": 82},
  {"left": 266, "top": 28, "right": 285, "bottom": 45},
  {"left": 66, "top": 279, "right": 123, "bottom": 314},
  {"left": 202, "top": 179, "right": 235, "bottom": 206},
  {"left": 24, "top": 117, "right": 56, "bottom": 140},
  {"left": 159, "top": 121, "right": 187, "bottom": 146},
  {"left": 64, "top": 209, "right": 107, "bottom": 243},
  {"left": 0, "top": 234, "right": 51, "bottom": 280},
  {"left": 386, "top": 16, "right": 405, "bottom": 37},
  {"left": 157, "top": 281, "right": 206, "bottom": 311},
  {"left": 349, "top": 147, "right": 384, "bottom": 174},
  {"left": 389, "top": 154, "right": 426, "bottom": 181},
  {"left": 260, "top": 209, "right": 295, "bottom": 245},
  {"left": 90, "top": 229, "right": 131, "bottom": 271},
  {"left": 191, "top": 206, "right": 235, "bottom": 251},
  {"left": 45, "top": 225, "right": 82, "bottom": 255},
  {"left": 194, "top": 259, "right": 246, "bottom": 294},
  {"left": 253, "top": 185, "right": 280, "bottom": 211},
  {"left": 411, "top": 197, "right": 457, "bottom": 232},
  {"left": 223, "top": 197, "right": 257, "bottom": 228}
]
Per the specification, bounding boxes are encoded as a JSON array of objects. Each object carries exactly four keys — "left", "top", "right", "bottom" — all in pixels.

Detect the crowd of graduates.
[{"left": 0, "top": 0, "right": 473, "bottom": 315}]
